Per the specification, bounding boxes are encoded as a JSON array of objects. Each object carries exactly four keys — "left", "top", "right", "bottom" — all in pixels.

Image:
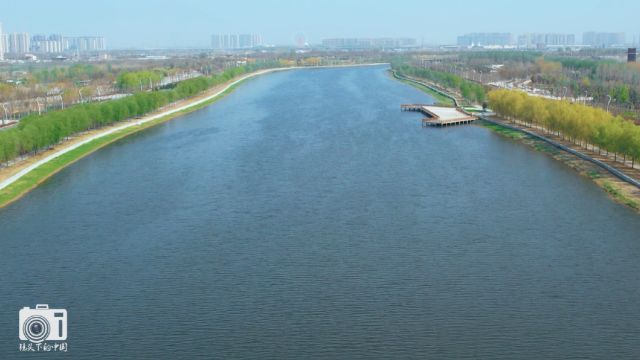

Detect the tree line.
[
  {"left": 488, "top": 89, "right": 640, "bottom": 166},
  {"left": 32, "top": 63, "right": 109, "bottom": 83},
  {"left": 116, "top": 69, "right": 166, "bottom": 91},
  {"left": 0, "top": 61, "right": 280, "bottom": 164},
  {"left": 393, "top": 64, "right": 486, "bottom": 103},
  {"left": 462, "top": 51, "right": 640, "bottom": 112}
]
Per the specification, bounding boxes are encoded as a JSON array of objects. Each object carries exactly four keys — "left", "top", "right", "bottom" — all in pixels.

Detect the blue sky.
[{"left": 2, "top": 0, "right": 640, "bottom": 48}]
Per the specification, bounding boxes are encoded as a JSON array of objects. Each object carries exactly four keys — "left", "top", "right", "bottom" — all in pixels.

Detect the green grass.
[
  {"left": 399, "top": 79, "right": 455, "bottom": 107},
  {"left": 481, "top": 122, "right": 527, "bottom": 139},
  {"left": 533, "top": 142, "right": 560, "bottom": 155},
  {"left": 587, "top": 170, "right": 603, "bottom": 179},
  {"left": 482, "top": 121, "right": 562, "bottom": 155},
  {"left": 0, "top": 80, "right": 243, "bottom": 209},
  {"left": 602, "top": 181, "right": 640, "bottom": 210}
]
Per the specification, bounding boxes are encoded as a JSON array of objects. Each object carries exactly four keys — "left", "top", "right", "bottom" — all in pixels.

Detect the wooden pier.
[{"left": 401, "top": 104, "right": 477, "bottom": 127}]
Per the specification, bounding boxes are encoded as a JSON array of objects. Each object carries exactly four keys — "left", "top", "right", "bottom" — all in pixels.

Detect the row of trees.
[
  {"left": 460, "top": 51, "right": 542, "bottom": 64},
  {"left": 488, "top": 89, "right": 640, "bottom": 166},
  {"left": 394, "top": 64, "right": 486, "bottom": 103},
  {"left": 116, "top": 69, "right": 166, "bottom": 91},
  {"left": 0, "top": 61, "right": 280, "bottom": 164},
  {"left": 467, "top": 51, "right": 640, "bottom": 112},
  {"left": 32, "top": 64, "right": 111, "bottom": 83}
]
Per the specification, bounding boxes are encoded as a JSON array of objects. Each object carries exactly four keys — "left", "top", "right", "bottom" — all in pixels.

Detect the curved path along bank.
[
  {"left": 0, "top": 63, "right": 387, "bottom": 204},
  {"left": 391, "top": 70, "right": 460, "bottom": 107},
  {"left": 480, "top": 116, "right": 640, "bottom": 189}
]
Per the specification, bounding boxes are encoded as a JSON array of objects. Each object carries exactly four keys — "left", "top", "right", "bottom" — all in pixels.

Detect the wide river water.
[{"left": 1, "top": 65, "right": 640, "bottom": 359}]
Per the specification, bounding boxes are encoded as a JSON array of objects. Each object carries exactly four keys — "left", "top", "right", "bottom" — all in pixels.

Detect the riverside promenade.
[
  {"left": 0, "top": 63, "right": 389, "bottom": 195},
  {"left": 0, "top": 69, "right": 275, "bottom": 192}
]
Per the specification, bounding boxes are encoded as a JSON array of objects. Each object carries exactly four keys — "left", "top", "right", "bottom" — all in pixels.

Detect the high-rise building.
[
  {"left": 7, "top": 33, "right": 30, "bottom": 54},
  {"left": 457, "top": 33, "right": 513, "bottom": 47},
  {"left": 211, "top": 34, "right": 223, "bottom": 49},
  {"left": 211, "top": 34, "right": 262, "bottom": 50},
  {"left": 518, "top": 33, "right": 575, "bottom": 48},
  {"left": 0, "top": 22, "right": 4, "bottom": 61},
  {"left": 29, "top": 34, "right": 104, "bottom": 53},
  {"left": 582, "top": 32, "right": 625, "bottom": 47},
  {"left": 0, "top": 33, "right": 6, "bottom": 59},
  {"left": 65, "top": 36, "right": 106, "bottom": 52},
  {"left": 238, "top": 34, "right": 253, "bottom": 48},
  {"left": 0, "top": 26, "right": 104, "bottom": 56},
  {"left": 31, "top": 34, "right": 65, "bottom": 53}
]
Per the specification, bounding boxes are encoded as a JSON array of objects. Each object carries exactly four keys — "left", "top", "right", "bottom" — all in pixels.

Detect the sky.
[{"left": 2, "top": 0, "right": 640, "bottom": 48}]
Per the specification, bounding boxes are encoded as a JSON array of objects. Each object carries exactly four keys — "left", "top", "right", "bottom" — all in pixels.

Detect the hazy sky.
[{"left": 2, "top": 0, "right": 640, "bottom": 48}]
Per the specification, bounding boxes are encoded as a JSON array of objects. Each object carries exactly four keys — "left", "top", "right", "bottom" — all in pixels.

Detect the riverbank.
[
  {"left": 391, "top": 73, "right": 454, "bottom": 106},
  {"left": 0, "top": 63, "right": 387, "bottom": 209},
  {"left": 392, "top": 73, "right": 640, "bottom": 212}
]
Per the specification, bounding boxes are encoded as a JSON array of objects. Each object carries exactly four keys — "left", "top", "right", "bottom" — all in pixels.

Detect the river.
[{"left": 1, "top": 65, "right": 640, "bottom": 359}]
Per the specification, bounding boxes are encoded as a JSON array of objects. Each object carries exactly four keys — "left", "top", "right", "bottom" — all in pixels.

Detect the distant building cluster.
[
  {"left": 211, "top": 34, "right": 263, "bottom": 50},
  {"left": 321, "top": 38, "right": 417, "bottom": 50},
  {"left": 582, "top": 32, "right": 626, "bottom": 48},
  {"left": 4, "top": 32, "right": 31, "bottom": 54},
  {"left": 0, "top": 21, "right": 105, "bottom": 59},
  {"left": 0, "top": 23, "right": 5, "bottom": 60},
  {"left": 30, "top": 34, "right": 105, "bottom": 53},
  {"left": 457, "top": 31, "right": 629, "bottom": 49},
  {"left": 456, "top": 33, "right": 513, "bottom": 47},
  {"left": 517, "top": 33, "right": 575, "bottom": 48}
]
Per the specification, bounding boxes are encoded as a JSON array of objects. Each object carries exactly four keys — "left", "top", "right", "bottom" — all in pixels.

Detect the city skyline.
[{"left": 1, "top": 0, "right": 639, "bottom": 48}]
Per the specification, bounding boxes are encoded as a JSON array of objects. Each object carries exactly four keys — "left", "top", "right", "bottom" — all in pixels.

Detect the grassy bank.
[
  {"left": 481, "top": 122, "right": 526, "bottom": 140},
  {"left": 392, "top": 64, "right": 485, "bottom": 105},
  {"left": 0, "top": 82, "right": 240, "bottom": 209},
  {"left": 399, "top": 79, "right": 455, "bottom": 106},
  {"left": 600, "top": 181, "right": 640, "bottom": 210}
]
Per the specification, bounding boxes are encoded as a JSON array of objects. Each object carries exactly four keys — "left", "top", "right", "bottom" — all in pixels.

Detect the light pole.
[
  {"left": 35, "top": 98, "right": 43, "bottom": 115},
  {"left": 584, "top": 91, "right": 588, "bottom": 105},
  {"left": 1, "top": 103, "right": 8, "bottom": 126},
  {"left": 78, "top": 88, "right": 84, "bottom": 104},
  {"left": 607, "top": 95, "right": 613, "bottom": 112}
]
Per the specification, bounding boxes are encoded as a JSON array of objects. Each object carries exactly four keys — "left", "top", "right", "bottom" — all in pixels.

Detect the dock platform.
[{"left": 401, "top": 104, "right": 477, "bottom": 127}]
